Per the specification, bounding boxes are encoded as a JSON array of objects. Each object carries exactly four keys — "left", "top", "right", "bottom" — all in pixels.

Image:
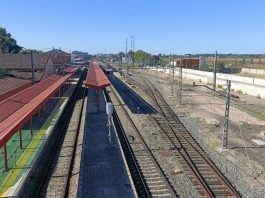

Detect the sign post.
[{"left": 106, "top": 102, "right": 113, "bottom": 144}]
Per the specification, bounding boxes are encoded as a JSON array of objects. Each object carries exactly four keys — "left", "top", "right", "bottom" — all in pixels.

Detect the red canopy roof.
[
  {"left": 0, "top": 75, "right": 61, "bottom": 123},
  {"left": 84, "top": 62, "right": 110, "bottom": 89},
  {"left": 0, "top": 74, "right": 71, "bottom": 148},
  {"left": 63, "top": 66, "right": 80, "bottom": 74}
]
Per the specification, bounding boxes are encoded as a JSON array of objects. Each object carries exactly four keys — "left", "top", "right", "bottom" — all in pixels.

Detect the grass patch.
[
  {"left": 240, "top": 122, "right": 252, "bottom": 130},
  {"left": 236, "top": 89, "right": 243, "bottom": 94},
  {"left": 196, "top": 118, "right": 216, "bottom": 133},
  {"left": 205, "top": 123, "right": 216, "bottom": 133}
]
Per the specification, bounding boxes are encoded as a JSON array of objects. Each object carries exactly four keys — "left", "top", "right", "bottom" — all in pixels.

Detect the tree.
[
  {"left": 134, "top": 50, "right": 149, "bottom": 64},
  {"left": 22, "top": 49, "right": 43, "bottom": 54},
  {"left": 117, "top": 51, "right": 125, "bottom": 63},
  {"left": 0, "top": 27, "right": 23, "bottom": 53}
]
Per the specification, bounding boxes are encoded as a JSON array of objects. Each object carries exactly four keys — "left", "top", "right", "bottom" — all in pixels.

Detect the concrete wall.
[
  {"left": 241, "top": 68, "right": 265, "bottom": 75},
  {"left": 150, "top": 67, "right": 265, "bottom": 98}
]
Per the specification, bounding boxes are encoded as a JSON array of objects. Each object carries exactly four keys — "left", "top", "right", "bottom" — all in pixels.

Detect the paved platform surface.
[{"left": 78, "top": 88, "right": 135, "bottom": 198}]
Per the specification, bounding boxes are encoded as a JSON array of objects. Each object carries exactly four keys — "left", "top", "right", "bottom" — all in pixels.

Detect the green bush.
[{"left": 0, "top": 69, "right": 8, "bottom": 77}]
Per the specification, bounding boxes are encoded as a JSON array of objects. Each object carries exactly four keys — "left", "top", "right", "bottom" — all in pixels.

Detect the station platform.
[
  {"left": 0, "top": 77, "right": 79, "bottom": 197},
  {"left": 78, "top": 88, "right": 136, "bottom": 198}
]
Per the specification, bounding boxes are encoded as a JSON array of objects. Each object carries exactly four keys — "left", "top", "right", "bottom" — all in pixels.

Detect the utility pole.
[
  {"left": 133, "top": 36, "right": 135, "bottom": 68},
  {"left": 133, "top": 36, "right": 135, "bottom": 52},
  {"left": 168, "top": 53, "right": 171, "bottom": 67},
  {"left": 128, "top": 36, "right": 132, "bottom": 74},
  {"left": 144, "top": 53, "right": 146, "bottom": 69},
  {"left": 125, "top": 37, "right": 128, "bottom": 75},
  {"left": 222, "top": 80, "right": 231, "bottom": 149},
  {"left": 130, "top": 36, "right": 133, "bottom": 73},
  {"left": 169, "top": 53, "right": 173, "bottom": 96},
  {"left": 172, "top": 54, "right": 175, "bottom": 80},
  {"left": 213, "top": 50, "right": 217, "bottom": 91},
  {"left": 178, "top": 56, "right": 183, "bottom": 102},
  {"left": 126, "top": 37, "right": 128, "bottom": 57},
  {"left": 130, "top": 36, "right": 135, "bottom": 72},
  {"left": 30, "top": 50, "right": 35, "bottom": 85}
]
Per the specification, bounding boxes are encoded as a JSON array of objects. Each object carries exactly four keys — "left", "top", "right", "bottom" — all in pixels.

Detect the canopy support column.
[
  {"left": 19, "top": 128, "right": 22, "bottom": 149},
  {"left": 4, "top": 144, "right": 8, "bottom": 170},
  {"left": 38, "top": 110, "right": 41, "bottom": 125},
  {"left": 30, "top": 118, "right": 33, "bottom": 136},
  {"left": 43, "top": 103, "right": 46, "bottom": 113}
]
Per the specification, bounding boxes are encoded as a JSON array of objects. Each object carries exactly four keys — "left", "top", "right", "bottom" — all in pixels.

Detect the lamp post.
[
  {"left": 131, "top": 36, "right": 135, "bottom": 72},
  {"left": 30, "top": 50, "right": 35, "bottom": 85}
]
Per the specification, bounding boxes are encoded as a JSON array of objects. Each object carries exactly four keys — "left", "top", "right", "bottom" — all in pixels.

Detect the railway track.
[
  {"left": 105, "top": 81, "right": 177, "bottom": 197},
  {"left": 140, "top": 77, "right": 240, "bottom": 197},
  {"left": 18, "top": 71, "right": 87, "bottom": 198},
  {"left": 36, "top": 73, "right": 87, "bottom": 197},
  {"left": 109, "top": 73, "right": 240, "bottom": 197}
]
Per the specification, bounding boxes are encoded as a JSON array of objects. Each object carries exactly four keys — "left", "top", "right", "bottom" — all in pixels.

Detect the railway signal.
[{"left": 213, "top": 50, "right": 217, "bottom": 91}]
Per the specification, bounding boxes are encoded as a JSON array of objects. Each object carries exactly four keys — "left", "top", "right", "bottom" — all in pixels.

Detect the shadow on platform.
[{"left": 108, "top": 75, "right": 157, "bottom": 115}]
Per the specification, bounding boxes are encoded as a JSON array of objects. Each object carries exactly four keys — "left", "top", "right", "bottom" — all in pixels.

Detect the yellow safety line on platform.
[{"left": 0, "top": 129, "right": 45, "bottom": 197}]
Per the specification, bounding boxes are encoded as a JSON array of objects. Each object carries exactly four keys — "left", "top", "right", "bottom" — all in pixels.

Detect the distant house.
[
  {"left": 0, "top": 49, "right": 71, "bottom": 100},
  {"left": 72, "top": 51, "right": 90, "bottom": 60},
  {"left": 48, "top": 49, "right": 71, "bottom": 65},
  {"left": 47, "top": 49, "right": 71, "bottom": 74},
  {"left": 0, "top": 49, "right": 71, "bottom": 79},
  {"left": 173, "top": 56, "right": 207, "bottom": 70}
]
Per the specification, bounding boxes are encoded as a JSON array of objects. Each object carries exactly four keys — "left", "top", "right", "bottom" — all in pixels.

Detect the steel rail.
[
  {"left": 108, "top": 77, "right": 177, "bottom": 197},
  {"left": 143, "top": 78, "right": 240, "bottom": 197}
]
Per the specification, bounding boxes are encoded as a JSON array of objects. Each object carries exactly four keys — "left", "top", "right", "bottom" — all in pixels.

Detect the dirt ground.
[
  {"left": 237, "top": 72, "right": 265, "bottom": 79},
  {"left": 132, "top": 69, "right": 265, "bottom": 186}
]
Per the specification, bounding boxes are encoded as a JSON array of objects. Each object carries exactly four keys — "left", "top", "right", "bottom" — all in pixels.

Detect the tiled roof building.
[
  {"left": 0, "top": 53, "right": 50, "bottom": 71},
  {"left": 48, "top": 49, "right": 71, "bottom": 65},
  {"left": 0, "top": 49, "right": 72, "bottom": 100},
  {"left": 0, "top": 77, "right": 31, "bottom": 102}
]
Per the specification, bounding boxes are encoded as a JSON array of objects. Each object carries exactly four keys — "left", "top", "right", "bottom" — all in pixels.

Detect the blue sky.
[{"left": 1, "top": 0, "right": 265, "bottom": 54}]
